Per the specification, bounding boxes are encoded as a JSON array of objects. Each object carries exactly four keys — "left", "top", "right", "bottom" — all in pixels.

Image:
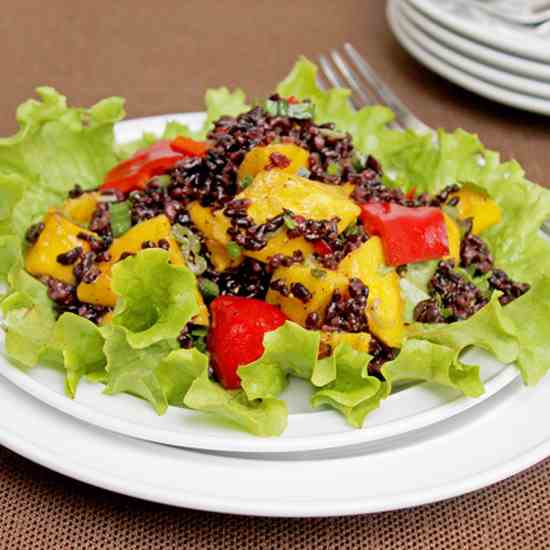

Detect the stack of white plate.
[{"left": 387, "top": 0, "right": 550, "bottom": 115}]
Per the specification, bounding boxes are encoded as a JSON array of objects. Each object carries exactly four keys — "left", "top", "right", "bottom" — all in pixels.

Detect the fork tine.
[
  {"left": 330, "top": 49, "right": 377, "bottom": 107},
  {"left": 319, "top": 55, "right": 351, "bottom": 97},
  {"left": 344, "top": 43, "right": 431, "bottom": 134}
]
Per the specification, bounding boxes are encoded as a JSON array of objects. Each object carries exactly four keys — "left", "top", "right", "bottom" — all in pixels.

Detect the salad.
[{"left": 1, "top": 58, "right": 549, "bottom": 437}]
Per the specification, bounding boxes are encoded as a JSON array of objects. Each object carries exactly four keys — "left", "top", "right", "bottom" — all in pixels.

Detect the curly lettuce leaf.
[
  {"left": 184, "top": 368, "right": 288, "bottom": 437},
  {"left": 0, "top": 87, "right": 124, "bottom": 242},
  {"left": 408, "top": 294, "right": 518, "bottom": 365},
  {"left": 382, "top": 339, "right": 484, "bottom": 397},
  {"left": 503, "top": 276, "right": 550, "bottom": 385},
  {"left": 111, "top": 249, "right": 199, "bottom": 349},
  {"left": 52, "top": 313, "right": 107, "bottom": 397},
  {"left": 237, "top": 321, "right": 320, "bottom": 400},
  {"left": 311, "top": 343, "right": 388, "bottom": 428},
  {"left": 102, "top": 325, "right": 178, "bottom": 414}
]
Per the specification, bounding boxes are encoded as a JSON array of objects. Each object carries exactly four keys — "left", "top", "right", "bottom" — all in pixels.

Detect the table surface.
[{"left": 1, "top": 1, "right": 550, "bottom": 548}]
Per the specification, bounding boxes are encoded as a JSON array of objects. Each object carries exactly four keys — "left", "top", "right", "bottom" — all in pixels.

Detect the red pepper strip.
[
  {"left": 100, "top": 137, "right": 210, "bottom": 193},
  {"left": 313, "top": 239, "right": 332, "bottom": 256},
  {"left": 406, "top": 187, "right": 416, "bottom": 200},
  {"left": 100, "top": 140, "right": 184, "bottom": 193},
  {"left": 170, "top": 136, "right": 209, "bottom": 157},
  {"left": 208, "top": 296, "right": 288, "bottom": 389},
  {"left": 360, "top": 202, "right": 449, "bottom": 266},
  {"left": 286, "top": 96, "right": 300, "bottom": 104}
]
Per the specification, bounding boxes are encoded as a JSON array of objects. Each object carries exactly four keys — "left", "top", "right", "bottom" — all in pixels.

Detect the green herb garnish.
[
  {"left": 326, "top": 162, "right": 342, "bottom": 177},
  {"left": 109, "top": 201, "right": 132, "bottom": 237},
  {"left": 199, "top": 278, "right": 220, "bottom": 302},
  {"left": 311, "top": 268, "right": 327, "bottom": 279},
  {"left": 240, "top": 175, "right": 253, "bottom": 189},
  {"left": 283, "top": 214, "right": 297, "bottom": 230},
  {"left": 226, "top": 242, "right": 242, "bottom": 259}
]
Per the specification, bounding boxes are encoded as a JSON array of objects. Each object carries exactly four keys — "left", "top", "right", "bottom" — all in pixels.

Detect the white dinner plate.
[
  {"left": 401, "top": 0, "right": 550, "bottom": 82},
  {"left": 399, "top": 2, "right": 550, "bottom": 100},
  {"left": 1, "top": 352, "right": 550, "bottom": 516},
  {"left": 407, "top": 0, "right": 550, "bottom": 63},
  {"left": 388, "top": 0, "right": 550, "bottom": 115},
  {"left": 0, "top": 112, "right": 519, "bottom": 454}
]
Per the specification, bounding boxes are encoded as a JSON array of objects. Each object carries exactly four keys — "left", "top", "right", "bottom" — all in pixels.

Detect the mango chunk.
[
  {"left": 242, "top": 170, "right": 360, "bottom": 230},
  {"left": 62, "top": 192, "right": 99, "bottom": 225},
  {"left": 338, "top": 237, "right": 405, "bottom": 348},
  {"left": 321, "top": 331, "right": 371, "bottom": 354},
  {"left": 443, "top": 213, "right": 460, "bottom": 264},
  {"left": 266, "top": 264, "right": 348, "bottom": 326},
  {"left": 238, "top": 144, "right": 309, "bottom": 182},
  {"left": 188, "top": 202, "right": 241, "bottom": 271},
  {"left": 25, "top": 210, "right": 94, "bottom": 285},
  {"left": 77, "top": 215, "right": 209, "bottom": 325},
  {"left": 450, "top": 187, "right": 502, "bottom": 234}
]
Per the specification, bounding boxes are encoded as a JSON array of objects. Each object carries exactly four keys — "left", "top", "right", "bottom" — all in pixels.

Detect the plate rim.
[
  {"left": 388, "top": 0, "right": 550, "bottom": 116},
  {"left": 401, "top": 0, "right": 550, "bottom": 81},
  {"left": 407, "top": 0, "right": 550, "bottom": 63}
]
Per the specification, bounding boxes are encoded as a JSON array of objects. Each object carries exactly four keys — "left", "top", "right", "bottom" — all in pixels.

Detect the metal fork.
[
  {"left": 318, "top": 43, "right": 550, "bottom": 235},
  {"left": 319, "top": 43, "right": 431, "bottom": 134}
]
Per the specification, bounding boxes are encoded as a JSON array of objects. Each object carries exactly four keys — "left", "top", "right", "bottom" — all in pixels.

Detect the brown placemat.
[
  {"left": 1, "top": 0, "right": 550, "bottom": 547},
  {"left": 1, "top": 447, "right": 550, "bottom": 549}
]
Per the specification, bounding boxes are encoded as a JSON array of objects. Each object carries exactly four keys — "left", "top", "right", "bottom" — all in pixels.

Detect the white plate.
[
  {"left": 1, "top": 352, "right": 550, "bottom": 516},
  {"left": 0, "top": 112, "right": 519, "bottom": 454},
  {"left": 408, "top": 0, "right": 550, "bottom": 63},
  {"left": 402, "top": 0, "right": 550, "bottom": 82},
  {"left": 399, "top": 2, "right": 550, "bottom": 100},
  {"left": 388, "top": 0, "right": 550, "bottom": 115}
]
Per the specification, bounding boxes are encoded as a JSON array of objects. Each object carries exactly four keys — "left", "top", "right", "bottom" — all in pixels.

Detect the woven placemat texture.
[{"left": 0, "top": 447, "right": 549, "bottom": 549}]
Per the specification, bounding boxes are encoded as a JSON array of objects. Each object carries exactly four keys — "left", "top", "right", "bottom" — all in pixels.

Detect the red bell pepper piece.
[
  {"left": 170, "top": 136, "right": 209, "bottom": 157},
  {"left": 286, "top": 96, "right": 300, "bottom": 104},
  {"left": 360, "top": 202, "right": 449, "bottom": 266},
  {"left": 207, "top": 296, "right": 288, "bottom": 390},
  {"left": 101, "top": 137, "right": 209, "bottom": 194},
  {"left": 313, "top": 239, "right": 333, "bottom": 256}
]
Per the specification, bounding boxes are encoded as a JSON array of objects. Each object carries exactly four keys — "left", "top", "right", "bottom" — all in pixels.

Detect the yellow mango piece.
[
  {"left": 246, "top": 233, "right": 314, "bottom": 263},
  {"left": 266, "top": 264, "right": 349, "bottom": 326},
  {"left": 321, "top": 331, "right": 371, "bottom": 354},
  {"left": 339, "top": 237, "right": 405, "bottom": 348},
  {"left": 99, "top": 311, "right": 114, "bottom": 326},
  {"left": 109, "top": 215, "right": 183, "bottom": 264},
  {"left": 188, "top": 202, "right": 241, "bottom": 271},
  {"left": 62, "top": 192, "right": 99, "bottom": 225},
  {"left": 451, "top": 187, "right": 502, "bottom": 234},
  {"left": 242, "top": 170, "right": 360, "bottom": 231},
  {"left": 77, "top": 215, "right": 209, "bottom": 325},
  {"left": 25, "top": 210, "right": 94, "bottom": 285},
  {"left": 443, "top": 213, "right": 460, "bottom": 264},
  {"left": 238, "top": 144, "right": 309, "bottom": 182}
]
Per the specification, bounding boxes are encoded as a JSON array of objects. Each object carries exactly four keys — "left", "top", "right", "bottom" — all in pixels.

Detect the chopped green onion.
[
  {"left": 287, "top": 102, "right": 315, "bottom": 120},
  {"left": 264, "top": 98, "right": 315, "bottom": 120},
  {"left": 240, "top": 175, "right": 253, "bottom": 189},
  {"left": 326, "top": 162, "right": 342, "bottom": 177},
  {"left": 297, "top": 167, "right": 311, "bottom": 178},
  {"left": 172, "top": 224, "right": 207, "bottom": 275},
  {"left": 149, "top": 174, "right": 172, "bottom": 188},
  {"left": 344, "top": 224, "right": 360, "bottom": 237},
  {"left": 283, "top": 214, "right": 297, "bottom": 230},
  {"left": 226, "top": 242, "right": 242, "bottom": 259},
  {"left": 320, "top": 128, "right": 346, "bottom": 140},
  {"left": 199, "top": 278, "right": 220, "bottom": 302},
  {"left": 311, "top": 268, "right": 327, "bottom": 279},
  {"left": 109, "top": 201, "right": 132, "bottom": 237},
  {"left": 351, "top": 151, "right": 366, "bottom": 171}
]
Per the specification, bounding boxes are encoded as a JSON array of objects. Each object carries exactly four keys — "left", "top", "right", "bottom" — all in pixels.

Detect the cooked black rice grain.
[
  {"left": 428, "top": 260, "right": 488, "bottom": 322},
  {"left": 322, "top": 278, "right": 369, "bottom": 333},
  {"left": 209, "top": 258, "right": 271, "bottom": 299},
  {"left": 488, "top": 269, "right": 530, "bottom": 305},
  {"left": 25, "top": 222, "right": 45, "bottom": 244},
  {"left": 290, "top": 282, "right": 312, "bottom": 303},
  {"left": 460, "top": 233, "right": 494, "bottom": 275},
  {"left": 368, "top": 337, "right": 398, "bottom": 377},
  {"left": 56, "top": 246, "right": 83, "bottom": 266},
  {"left": 413, "top": 298, "right": 445, "bottom": 323}
]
